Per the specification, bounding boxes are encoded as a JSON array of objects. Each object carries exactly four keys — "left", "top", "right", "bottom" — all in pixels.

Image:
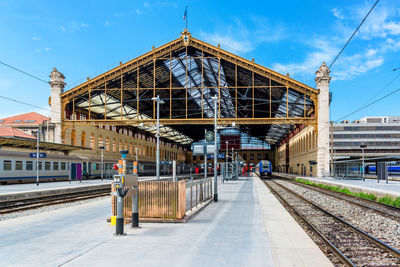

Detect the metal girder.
[{"left": 63, "top": 117, "right": 316, "bottom": 126}]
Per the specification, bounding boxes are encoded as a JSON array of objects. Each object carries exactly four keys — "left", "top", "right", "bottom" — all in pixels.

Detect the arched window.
[
  {"left": 70, "top": 129, "right": 76, "bottom": 146},
  {"left": 129, "top": 143, "right": 133, "bottom": 155},
  {"left": 106, "top": 137, "right": 110, "bottom": 152},
  {"left": 90, "top": 133, "right": 95, "bottom": 149},
  {"left": 98, "top": 135, "right": 103, "bottom": 150},
  {"left": 113, "top": 139, "right": 116, "bottom": 152},
  {"left": 80, "top": 131, "right": 86, "bottom": 147}
]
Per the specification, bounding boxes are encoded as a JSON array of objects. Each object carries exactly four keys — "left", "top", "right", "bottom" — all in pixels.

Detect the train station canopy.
[
  {"left": 61, "top": 30, "right": 318, "bottom": 146},
  {"left": 0, "top": 137, "right": 88, "bottom": 153}
]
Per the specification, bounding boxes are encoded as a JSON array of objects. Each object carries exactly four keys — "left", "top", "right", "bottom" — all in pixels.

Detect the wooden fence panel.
[{"left": 111, "top": 180, "right": 186, "bottom": 219}]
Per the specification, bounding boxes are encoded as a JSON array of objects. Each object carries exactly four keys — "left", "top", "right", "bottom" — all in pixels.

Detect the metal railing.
[{"left": 185, "top": 177, "right": 213, "bottom": 212}]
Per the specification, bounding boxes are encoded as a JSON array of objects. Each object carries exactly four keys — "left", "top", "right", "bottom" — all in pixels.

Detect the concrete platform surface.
[{"left": 0, "top": 176, "right": 332, "bottom": 267}]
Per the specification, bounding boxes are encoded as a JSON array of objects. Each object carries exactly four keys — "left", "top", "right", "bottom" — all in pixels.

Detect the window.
[
  {"left": 26, "top": 161, "right": 33, "bottom": 171},
  {"left": 3, "top": 160, "right": 11, "bottom": 171},
  {"left": 53, "top": 162, "right": 59, "bottom": 171},
  {"left": 257, "top": 154, "right": 261, "bottom": 160},
  {"left": 38, "top": 162, "right": 42, "bottom": 170},
  {"left": 45, "top": 162, "right": 51, "bottom": 171},
  {"left": 250, "top": 154, "right": 254, "bottom": 160},
  {"left": 15, "top": 161, "right": 23, "bottom": 170},
  {"left": 61, "top": 162, "right": 66, "bottom": 170}
]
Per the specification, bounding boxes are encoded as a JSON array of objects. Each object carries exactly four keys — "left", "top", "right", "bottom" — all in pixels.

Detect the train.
[
  {"left": 0, "top": 150, "right": 190, "bottom": 184},
  {"left": 365, "top": 165, "right": 400, "bottom": 175},
  {"left": 255, "top": 160, "right": 272, "bottom": 178}
]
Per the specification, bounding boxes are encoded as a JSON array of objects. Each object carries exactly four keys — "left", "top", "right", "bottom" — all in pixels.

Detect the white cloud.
[
  {"left": 200, "top": 17, "right": 286, "bottom": 54},
  {"left": 201, "top": 33, "right": 254, "bottom": 54},
  {"left": 45, "top": 47, "right": 51, "bottom": 51},
  {"left": 32, "top": 37, "right": 42, "bottom": 41},
  {"left": 80, "top": 23, "right": 89, "bottom": 28},
  {"left": 35, "top": 48, "right": 41, "bottom": 53},
  {"left": 104, "top": 20, "right": 111, "bottom": 27},
  {"left": 135, "top": 9, "right": 142, "bottom": 15},
  {"left": 143, "top": 2, "right": 150, "bottom": 8},
  {"left": 60, "top": 26, "right": 67, "bottom": 32},
  {"left": 331, "top": 8, "right": 344, "bottom": 20},
  {"left": 272, "top": 3, "right": 400, "bottom": 82}
]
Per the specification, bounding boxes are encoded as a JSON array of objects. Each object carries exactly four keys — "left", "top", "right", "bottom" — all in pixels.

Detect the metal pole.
[
  {"left": 101, "top": 147, "right": 104, "bottom": 181},
  {"left": 131, "top": 185, "right": 139, "bottom": 228},
  {"left": 36, "top": 130, "right": 40, "bottom": 186},
  {"left": 225, "top": 141, "right": 228, "bottom": 182},
  {"left": 362, "top": 146, "right": 365, "bottom": 181},
  {"left": 152, "top": 95, "right": 164, "bottom": 180},
  {"left": 204, "top": 129, "right": 207, "bottom": 179},
  {"left": 173, "top": 160, "right": 177, "bottom": 182},
  {"left": 212, "top": 96, "right": 218, "bottom": 202},
  {"left": 330, "top": 121, "right": 334, "bottom": 178},
  {"left": 156, "top": 98, "right": 160, "bottom": 180}
]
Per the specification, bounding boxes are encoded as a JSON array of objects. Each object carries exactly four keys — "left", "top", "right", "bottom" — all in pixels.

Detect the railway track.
[
  {"left": 264, "top": 179, "right": 400, "bottom": 266},
  {"left": 0, "top": 188, "right": 110, "bottom": 215},
  {"left": 288, "top": 178, "right": 400, "bottom": 220}
]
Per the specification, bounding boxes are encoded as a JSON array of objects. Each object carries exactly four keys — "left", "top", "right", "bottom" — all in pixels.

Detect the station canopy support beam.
[{"left": 60, "top": 30, "right": 319, "bottom": 146}]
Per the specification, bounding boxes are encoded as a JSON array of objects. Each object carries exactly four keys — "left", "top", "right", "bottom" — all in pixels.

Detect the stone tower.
[
  {"left": 315, "top": 62, "right": 331, "bottom": 177},
  {"left": 49, "top": 68, "right": 66, "bottom": 144}
]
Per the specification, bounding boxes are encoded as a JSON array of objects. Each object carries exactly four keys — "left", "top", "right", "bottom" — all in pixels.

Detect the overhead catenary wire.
[
  {"left": 0, "top": 61, "right": 48, "bottom": 84},
  {"left": 328, "top": 0, "right": 380, "bottom": 70}
]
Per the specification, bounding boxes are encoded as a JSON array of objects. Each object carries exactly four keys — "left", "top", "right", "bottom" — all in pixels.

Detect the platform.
[
  {"left": 0, "top": 174, "right": 332, "bottom": 266},
  {"left": 274, "top": 172, "right": 400, "bottom": 198}
]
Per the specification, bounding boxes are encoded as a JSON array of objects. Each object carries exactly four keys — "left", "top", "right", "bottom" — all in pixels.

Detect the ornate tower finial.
[
  {"left": 49, "top": 67, "right": 66, "bottom": 91},
  {"left": 315, "top": 62, "right": 331, "bottom": 83}
]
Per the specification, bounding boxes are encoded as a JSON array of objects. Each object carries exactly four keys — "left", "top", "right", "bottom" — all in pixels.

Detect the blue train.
[
  {"left": 255, "top": 160, "right": 272, "bottom": 178},
  {"left": 366, "top": 165, "right": 400, "bottom": 175}
]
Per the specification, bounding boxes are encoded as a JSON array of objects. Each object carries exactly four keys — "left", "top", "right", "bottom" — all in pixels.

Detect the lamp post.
[
  {"left": 152, "top": 95, "right": 165, "bottom": 180},
  {"left": 360, "top": 141, "right": 367, "bottom": 181},
  {"left": 212, "top": 96, "right": 218, "bottom": 202},
  {"left": 99, "top": 144, "right": 105, "bottom": 181}
]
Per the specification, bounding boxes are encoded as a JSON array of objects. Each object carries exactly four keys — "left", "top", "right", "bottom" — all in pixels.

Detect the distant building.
[
  {"left": 0, "top": 112, "right": 55, "bottom": 142},
  {"left": 0, "top": 127, "right": 37, "bottom": 140},
  {"left": 332, "top": 116, "right": 400, "bottom": 158}
]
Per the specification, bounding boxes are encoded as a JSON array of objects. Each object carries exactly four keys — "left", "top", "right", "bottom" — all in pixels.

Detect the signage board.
[
  {"left": 193, "top": 145, "right": 205, "bottom": 156},
  {"left": 206, "top": 145, "right": 215, "bottom": 155},
  {"left": 29, "top": 152, "right": 47, "bottom": 158},
  {"left": 207, "top": 153, "right": 225, "bottom": 159}
]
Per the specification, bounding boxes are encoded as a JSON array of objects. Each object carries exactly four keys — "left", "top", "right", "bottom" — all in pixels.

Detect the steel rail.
[
  {"left": 0, "top": 188, "right": 110, "bottom": 214},
  {"left": 268, "top": 179, "right": 400, "bottom": 261},
  {"left": 288, "top": 178, "right": 400, "bottom": 220},
  {"left": 262, "top": 179, "right": 355, "bottom": 267}
]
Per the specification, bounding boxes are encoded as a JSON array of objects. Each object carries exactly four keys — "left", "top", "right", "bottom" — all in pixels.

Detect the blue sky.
[{"left": 0, "top": 0, "right": 399, "bottom": 122}]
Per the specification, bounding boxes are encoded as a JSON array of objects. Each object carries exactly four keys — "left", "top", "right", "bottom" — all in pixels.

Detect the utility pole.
[
  {"left": 152, "top": 95, "right": 165, "bottom": 180},
  {"left": 212, "top": 96, "right": 218, "bottom": 202}
]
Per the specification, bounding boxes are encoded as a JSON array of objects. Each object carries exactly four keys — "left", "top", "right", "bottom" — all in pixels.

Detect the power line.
[
  {"left": 0, "top": 61, "right": 48, "bottom": 84},
  {"left": 328, "top": 0, "right": 380, "bottom": 69},
  {"left": 334, "top": 86, "right": 400, "bottom": 123},
  {"left": 0, "top": 95, "right": 52, "bottom": 114}
]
